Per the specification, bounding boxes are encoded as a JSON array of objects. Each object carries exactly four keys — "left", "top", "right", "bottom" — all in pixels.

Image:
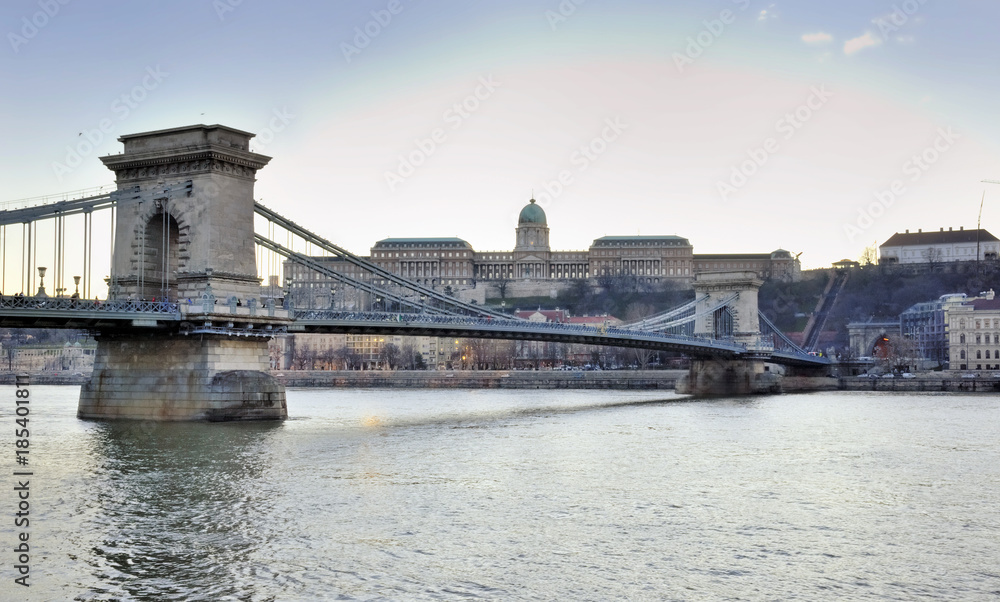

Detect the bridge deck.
[{"left": 0, "top": 296, "right": 830, "bottom": 366}]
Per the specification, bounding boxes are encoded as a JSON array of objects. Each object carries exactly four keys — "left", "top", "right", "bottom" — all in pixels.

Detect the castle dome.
[{"left": 518, "top": 199, "right": 547, "bottom": 225}]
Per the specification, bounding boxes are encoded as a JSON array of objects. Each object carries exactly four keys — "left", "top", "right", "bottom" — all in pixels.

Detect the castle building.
[{"left": 283, "top": 198, "right": 797, "bottom": 308}]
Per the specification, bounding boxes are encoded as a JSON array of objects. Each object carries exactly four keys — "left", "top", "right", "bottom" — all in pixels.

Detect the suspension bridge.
[{"left": 0, "top": 124, "right": 828, "bottom": 421}]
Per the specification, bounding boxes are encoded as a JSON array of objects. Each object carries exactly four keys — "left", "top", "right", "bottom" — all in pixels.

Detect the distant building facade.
[
  {"left": 284, "top": 198, "right": 798, "bottom": 306},
  {"left": 899, "top": 293, "right": 971, "bottom": 368},
  {"left": 880, "top": 227, "right": 1000, "bottom": 265},
  {"left": 0, "top": 341, "right": 96, "bottom": 372},
  {"left": 947, "top": 291, "right": 1000, "bottom": 372}
]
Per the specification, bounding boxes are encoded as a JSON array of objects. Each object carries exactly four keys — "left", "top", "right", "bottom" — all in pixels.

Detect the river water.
[{"left": 3, "top": 387, "right": 999, "bottom": 601}]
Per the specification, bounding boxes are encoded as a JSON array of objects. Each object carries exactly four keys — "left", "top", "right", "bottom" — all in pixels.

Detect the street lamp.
[
  {"left": 36, "top": 267, "right": 47, "bottom": 297},
  {"left": 73, "top": 276, "right": 81, "bottom": 298}
]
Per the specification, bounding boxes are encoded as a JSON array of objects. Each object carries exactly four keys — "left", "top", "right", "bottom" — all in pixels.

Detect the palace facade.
[{"left": 285, "top": 198, "right": 797, "bottom": 307}]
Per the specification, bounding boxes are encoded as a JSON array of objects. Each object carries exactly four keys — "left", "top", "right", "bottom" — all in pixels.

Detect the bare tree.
[
  {"left": 381, "top": 343, "right": 401, "bottom": 370},
  {"left": 292, "top": 346, "right": 314, "bottom": 370},
  {"left": 334, "top": 345, "right": 360, "bottom": 370},
  {"left": 923, "top": 246, "right": 943, "bottom": 269},
  {"left": 399, "top": 342, "right": 417, "bottom": 369},
  {"left": 490, "top": 275, "right": 513, "bottom": 300},
  {"left": 5, "top": 343, "right": 18, "bottom": 371},
  {"left": 630, "top": 347, "right": 654, "bottom": 370},
  {"left": 318, "top": 347, "right": 336, "bottom": 370},
  {"left": 859, "top": 244, "right": 878, "bottom": 266}
]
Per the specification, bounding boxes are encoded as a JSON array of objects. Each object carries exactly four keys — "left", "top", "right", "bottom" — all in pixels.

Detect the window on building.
[
  {"left": 977, "top": 350, "right": 982, "bottom": 359},
  {"left": 961, "top": 350, "right": 966, "bottom": 359}
]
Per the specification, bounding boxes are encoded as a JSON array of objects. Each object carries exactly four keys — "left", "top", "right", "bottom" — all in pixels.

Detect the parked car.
[
  {"left": 962, "top": 373, "right": 978, "bottom": 379},
  {"left": 881, "top": 373, "right": 895, "bottom": 379},
  {"left": 901, "top": 373, "right": 916, "bottom": 379}
]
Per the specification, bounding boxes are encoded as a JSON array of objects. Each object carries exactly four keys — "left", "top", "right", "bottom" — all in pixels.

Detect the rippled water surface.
[{"left": 3, "top": 387, "right": 1000, "bottom": 601}]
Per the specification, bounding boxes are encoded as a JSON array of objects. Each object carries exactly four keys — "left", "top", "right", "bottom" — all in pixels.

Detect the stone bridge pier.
[
  {"left": 676, "top": 271, "right": 780, "bottom": 396},
  {"left": 78, "top": 125, "right": 287, "bottom": 421}
]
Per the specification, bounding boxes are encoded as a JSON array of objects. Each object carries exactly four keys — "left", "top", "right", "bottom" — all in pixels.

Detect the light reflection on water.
[{"left": 4, "top": 387, "right": 1000, "bottom": 600}]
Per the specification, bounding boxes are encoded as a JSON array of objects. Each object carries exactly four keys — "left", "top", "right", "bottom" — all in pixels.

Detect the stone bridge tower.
[
  {"left": 680, "top": 271, "right": 779, "bottom": 396},
  {"left": 101, "top": 124, "right": 269, "bottom": 302},
  {"left": 79, "top": 125, "right": 287, "bottom": 422},
  {"left": 692, "top": 271, "right": 763, "bottom": 345}
]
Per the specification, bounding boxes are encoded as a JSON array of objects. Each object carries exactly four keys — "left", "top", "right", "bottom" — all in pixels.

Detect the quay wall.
[
  {"left": 839, "top": 376, "right": 1000, "bottom": 393},
  {"left": 8, "top": 370, "right": 1000, "bottom": 393},
  {"left": 273, "top": 369, "right": 684, "bottom": 390}
]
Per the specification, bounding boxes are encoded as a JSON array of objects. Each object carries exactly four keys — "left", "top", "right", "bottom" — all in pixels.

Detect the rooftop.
[
  {"left": 374, "top": 237, "right": 472, "bottom": 248},
  {"left": 881, "top": 228, "right": 998, "bottom": 247},
  {"left": 593, "top": 235, "right": 690, "bottom": 246}
]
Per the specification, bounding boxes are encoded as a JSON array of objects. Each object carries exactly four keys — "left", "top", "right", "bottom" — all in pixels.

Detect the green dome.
[{"left": 518, "top": 199, "right": 547, "bottom": 225}]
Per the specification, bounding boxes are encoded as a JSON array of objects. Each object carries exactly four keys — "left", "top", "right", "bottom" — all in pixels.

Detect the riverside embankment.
[
  {"left": 6, "top": 370, "right": 1000, "bottom": 393},
  {"left": 840, "top": 375, "right": 1000, "bottom": 393},
  {"left": 273, "top": 369, "right": 685, "bottom": 389}
]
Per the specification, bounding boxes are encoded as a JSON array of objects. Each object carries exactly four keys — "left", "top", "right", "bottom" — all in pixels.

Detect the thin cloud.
[
  {"left": 758, "top": 3, "right": 777, "bottom": 21},
  {"left": 801, "top": 32, "right": 833, "bottom": 44},
  {"left": 844, "top": 31, "right": 881, "bottom": 55}
]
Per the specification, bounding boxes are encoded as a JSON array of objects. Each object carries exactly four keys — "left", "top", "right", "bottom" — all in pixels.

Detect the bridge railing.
[
  {"left": 0, "top": 295, "right": 179, "bottom": 315},
  {"left": 292, "top": 309, "right": 748, "bottom": 349}
]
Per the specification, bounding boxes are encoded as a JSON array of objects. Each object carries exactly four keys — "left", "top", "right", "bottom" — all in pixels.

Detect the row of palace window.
[
  {"left": 373, "top": 251, "right": 471, "bottom": 258},
  {"left": 958, "top": 349, "right": 1000, "bottom": 359},
  {"left": 957, "top": 318, "right": 1000, "bottom": 329},
  {"left": 958, "top": 333, "right": 1000, "bottom": 344}
]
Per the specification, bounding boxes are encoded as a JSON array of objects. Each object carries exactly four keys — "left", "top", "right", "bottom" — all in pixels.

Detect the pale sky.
[{"left": 3, "top": 0, "right": 999, "bottom": 276}]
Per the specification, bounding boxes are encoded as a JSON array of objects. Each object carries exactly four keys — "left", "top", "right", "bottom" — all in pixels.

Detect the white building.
[
  {"left": 947, "top": 290, "right": 1000, "bottom": 372},
  {"left": 880, "top": 227, "right": 999, "bottom": 265}
]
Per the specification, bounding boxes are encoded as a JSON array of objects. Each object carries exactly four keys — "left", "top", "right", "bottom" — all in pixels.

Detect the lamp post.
[
  {"left": 73, "top": 276, "right": 81, "bottom": 298},
  {"left": 36, "top": 267, "right": 47, "bottom": 297}
]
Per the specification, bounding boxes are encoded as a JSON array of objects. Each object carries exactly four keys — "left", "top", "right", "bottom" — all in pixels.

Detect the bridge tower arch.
[{"left": 135, "top": 207, "right": 182, "bottom": 301}]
